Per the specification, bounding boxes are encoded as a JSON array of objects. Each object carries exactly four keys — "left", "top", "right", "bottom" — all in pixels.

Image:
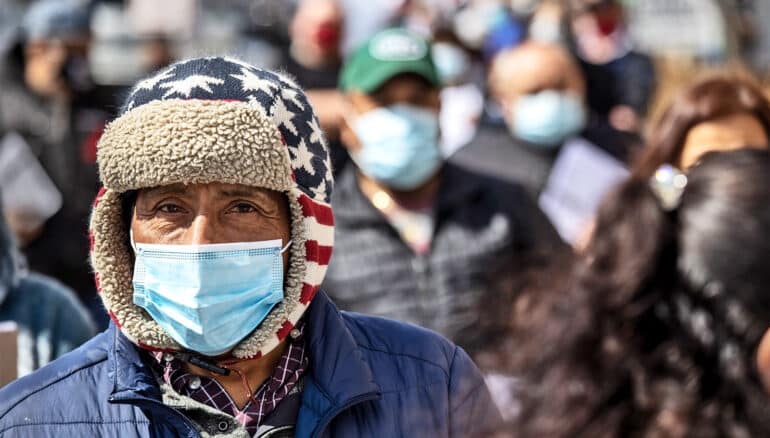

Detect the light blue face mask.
[
  {"left": 351, "top": 104, "right": 443, "bottom": 191},
  {"left": 432, "top": 42, "right": 471, "bottom": 85},
  {"left": 132, "top": 238, "right": 290, "bottom": 357},
  {"left": 509, "top": 90, "right": 587, "bottom": 148}
]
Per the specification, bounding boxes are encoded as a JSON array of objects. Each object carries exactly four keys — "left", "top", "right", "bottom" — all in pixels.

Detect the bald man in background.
[{"left": 451, "top": 41, "right": 639, "bottom": 244}]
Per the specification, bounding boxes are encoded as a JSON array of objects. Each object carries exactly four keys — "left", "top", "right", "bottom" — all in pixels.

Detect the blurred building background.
[{"left": 1, "top": 0, "right": 767, "bottom": 87}]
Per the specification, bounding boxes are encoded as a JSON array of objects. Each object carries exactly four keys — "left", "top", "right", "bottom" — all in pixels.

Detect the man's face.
[
  {"left": 131, "top": 182, "right": 292, "bottom": 270},
  {"left": 340, "top": 74, "right": 441, "bottom": 153},
  {"left": 492, "top": 46, "right": 585, "bottom": 120},
  {"left": 24, "top": 36, "right": 90, "bottom": 98}
]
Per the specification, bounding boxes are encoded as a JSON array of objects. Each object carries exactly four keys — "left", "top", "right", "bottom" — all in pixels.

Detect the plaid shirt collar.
[{"left": 151, "top": 320, "right": 308, "bottom": 436}]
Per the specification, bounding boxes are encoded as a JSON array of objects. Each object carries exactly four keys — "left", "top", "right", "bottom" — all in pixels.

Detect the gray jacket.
[{"left": 323, "top": 163, "right": 563, "bottom": 356}]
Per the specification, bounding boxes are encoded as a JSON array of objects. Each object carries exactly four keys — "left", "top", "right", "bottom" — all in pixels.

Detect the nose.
[{"left": 188, "top": 214, "right": 216, "bottom": 245}]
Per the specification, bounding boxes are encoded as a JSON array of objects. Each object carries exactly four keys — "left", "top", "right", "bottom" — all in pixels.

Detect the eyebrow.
[{"left": 139, "top": 184, "right": 269, "bottom": 200}]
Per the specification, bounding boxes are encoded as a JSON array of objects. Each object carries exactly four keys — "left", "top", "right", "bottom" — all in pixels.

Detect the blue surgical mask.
[
  {"left": 351, "top": 104, "right": 442, "bottom": 191},
  {"left": 432, "top": 42, "right": 471, "bottom": 85},
  {"left": 509, "top": 90, "right": 586, "bottom": 148},
  {"left": 132, "top": 239, "right": 290, "bottom": 356}
]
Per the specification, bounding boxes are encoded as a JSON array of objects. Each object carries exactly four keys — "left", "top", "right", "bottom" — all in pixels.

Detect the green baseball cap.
[{"left": 340, "top": 28, "right": 440, "bottom": 93}]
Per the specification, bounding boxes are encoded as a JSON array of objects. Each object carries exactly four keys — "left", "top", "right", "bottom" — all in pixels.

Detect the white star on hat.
[
  {"left": 231, "top": 68, "right": 279, "bottom": 96},
  {"left": 294, "top": 139, "right": 317, "bottom": 176},
  {"left": 135, "top": 68, "right": 175, "bottom": 92},
  {"left": 306, "top": 117, "right": 324, "bottom": 146},
  {"left": 271, "top": 98, "right": 298, "bottom": 136},
  {"left": 158, "top": 75, "right": 224, "bottom": 98}
]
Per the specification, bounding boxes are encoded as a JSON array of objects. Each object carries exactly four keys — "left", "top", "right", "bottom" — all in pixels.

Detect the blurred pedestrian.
[
  {"left": 0, "top": 57, "right": 502, "bottom": 437},
  {"left": 285, "top": 0, "right": 353, "bottom": 176},
  {"left": 139, "top": 34, "right": 175, "bottom": 73},
  {"left": 504, "top": 149, "right": 770, "bottom": 436},
  {"left": 635, "top": 74, "right": 770, "bottom": 175},
  {"left": 0, "top": 198, "right": 94, "bottom": 379},
  {"left": 0, "top": 0, "right": 121, "bottom": 327},
  {"left": 568, "top": 0, "right": 656, "bottom": 134},
  {"left": 454, "top": 40, "right": 634, "bottom": 244},
  {"left": 451, "top": 0, "right": 510, "bottom": 52},
  {"left": 325, "top": 28, "right": 563, "bottom": 357},
  {"left": 432, "top": 27, "right": 486, "bottom": 156},
  {"left": 455, "top": 41, "right": 585, "bottom": 194},
  {"left": 285, "top": 0, "right": 344, "bottom": 89}
]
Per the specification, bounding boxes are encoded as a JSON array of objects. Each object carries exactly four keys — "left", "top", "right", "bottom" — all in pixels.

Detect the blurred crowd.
[{"left": 3, "top": 0, "right": 770, "bottom": 436}]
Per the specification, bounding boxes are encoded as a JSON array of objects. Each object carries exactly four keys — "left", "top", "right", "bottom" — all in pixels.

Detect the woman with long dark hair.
[{"left": 507, "top": 149, "right": 770, "bottom": 437}]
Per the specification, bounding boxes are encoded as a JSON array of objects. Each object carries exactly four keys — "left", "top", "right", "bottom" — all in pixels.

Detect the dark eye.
[
  {"left": 231, "top": 202, "right": 258, "bottom": 214},
  {"left": 158, "top": 203, "right": 185, "bottom": 214}
]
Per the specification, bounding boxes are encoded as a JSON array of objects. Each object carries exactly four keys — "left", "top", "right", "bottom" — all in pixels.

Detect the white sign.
[
  {"left": 538, "top": 138, "right": 629, "bottom": 245},
  {"left": 0, "top": 132, "right": 63, "bottom": 230},
  {"left": 626, "top": 0, "right": 728, "bottom": 58}
]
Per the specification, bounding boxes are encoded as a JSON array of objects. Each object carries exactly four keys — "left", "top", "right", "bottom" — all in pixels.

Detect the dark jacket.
[
  {"left": 1, "top": 47, "right": 121, "bottom": 321},
  {"left": 323, "top": 163, "right": 563, "bottom": 356},
  {"left": 449, "top": 121, "right": 557, "bottom": 198},
  {"left": 450, "top": 116, "right": 641, "bottom": 200},
  {"left": 579, "top": 50, "right": 656, "bottom": 119},
  {"left": 0, "top": 292, "right": 502, "bottom": 437}
]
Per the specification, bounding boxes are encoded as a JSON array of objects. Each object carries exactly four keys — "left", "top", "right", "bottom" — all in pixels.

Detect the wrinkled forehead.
[{"left": 137, "top": 182, "right": 282, "bottom": 201}]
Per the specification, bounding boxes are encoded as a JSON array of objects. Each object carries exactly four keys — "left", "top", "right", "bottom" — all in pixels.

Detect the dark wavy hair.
[
  {"left": 635, "top": 74, "right": 770, "bottom": 177},
  {"left": 508, "top": 149, "right": 770, "bottom": 437}
]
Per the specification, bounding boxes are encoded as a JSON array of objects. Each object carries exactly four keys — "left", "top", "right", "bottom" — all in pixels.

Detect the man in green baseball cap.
[
  {"left": 337, "top": 27, "right": 443, "bottom": 193},
  {"left": 324, "top": 28, "right": 563, "bottom": 358}
]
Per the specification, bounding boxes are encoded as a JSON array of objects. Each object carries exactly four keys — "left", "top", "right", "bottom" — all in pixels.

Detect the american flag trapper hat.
[{"left": 90, "top": 57, "right": 334, "bottom": 359}]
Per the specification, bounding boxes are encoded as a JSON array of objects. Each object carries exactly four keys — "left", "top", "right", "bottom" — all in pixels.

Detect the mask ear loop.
[
  {"left": 341, "top": 106, "right": 369, "bottom": 168},
  {"left": 280, "top": 240, "right": 292, "bottom": 254},
  {"left": 129, "top": 227, "right": 137, "bottom": 254}
]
